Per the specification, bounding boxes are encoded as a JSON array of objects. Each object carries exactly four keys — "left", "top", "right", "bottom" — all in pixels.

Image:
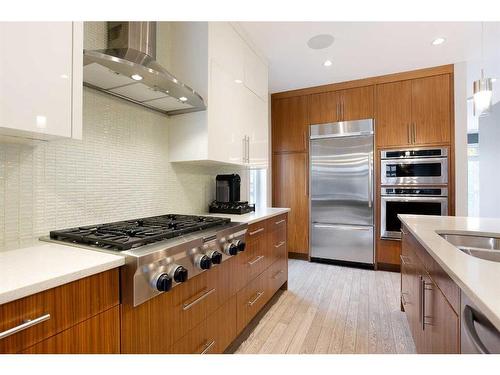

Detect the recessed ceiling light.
[
  {"left": 431, "top": 37, "right": 446, "bottom": 46},
  {"left": 323, "top": 60, "right": 333, "bottom": 67},
  {"left": 234, "top": 79, "right": 243, "bottom": 84},
  {"left": 307, "top": 34, "right": 335, "bottom": 50},
  {"left": 131, "top": 74, "right": 143, "bottom": 81},
  {"left": 179, "top": 97, "right": 188, "bottom": 102},
  {"left": 492, "top": 78, "right": 497, "bottom": 82}
]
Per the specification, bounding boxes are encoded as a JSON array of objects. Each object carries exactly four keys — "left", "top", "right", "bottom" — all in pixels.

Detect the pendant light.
[{"left": 473, "top": 22, "right": 493, "bottom": 117}]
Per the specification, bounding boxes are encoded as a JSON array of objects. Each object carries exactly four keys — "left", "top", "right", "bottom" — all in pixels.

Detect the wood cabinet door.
[
  {"left": 272, "top": 153, "right": 309, "bottom": 255},
  {"left": 424, "top": 279, "right": 460, "bottom": 354},
  {"left": 375, "top": 80, "right": 412, "bottom": 147},
  {"left": 309, "top": 91, "right": 342, "bottom": 125},
  {"left": 411, "top": 74, "right": 451, "bottom": 145},
  {"left": 272, "top": 96, "right": 309, "bottom": 153},
  {"left": 341, "top": 86, "right": 374, "bottom": 121}
]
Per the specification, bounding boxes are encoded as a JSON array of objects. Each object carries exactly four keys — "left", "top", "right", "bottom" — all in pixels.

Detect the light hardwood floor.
[{"left": 234, "top": 259, "right": 416, "bottom": 354}]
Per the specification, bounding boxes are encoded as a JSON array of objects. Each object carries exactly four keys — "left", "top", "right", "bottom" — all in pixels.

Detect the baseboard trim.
[
  {"left": 288, "top": 252, "right": 309, "bottom": 260},
  {"left": 377, "top": 262, "right": 401, "bottom": 272}
]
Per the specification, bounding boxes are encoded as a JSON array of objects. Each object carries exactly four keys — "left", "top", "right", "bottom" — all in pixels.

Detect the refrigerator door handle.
[
  {"left": 368, "top": 152, "right": 373, "bottom": 208},
  {"left": 312, "top": 223, "right": 372, "bottom": 231}
]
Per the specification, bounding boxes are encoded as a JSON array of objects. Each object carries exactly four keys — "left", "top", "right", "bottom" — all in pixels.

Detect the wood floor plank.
[{"left": 234, "top": 259, "right": 416, "bottom": 354}]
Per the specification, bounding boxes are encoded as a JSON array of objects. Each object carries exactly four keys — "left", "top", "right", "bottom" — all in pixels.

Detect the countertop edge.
[
  {"left": 0, "top": 257, "right": 125, "bottom": 305},
  {"left": 399, "top": 215, "right": 500, "bottom": 331}
]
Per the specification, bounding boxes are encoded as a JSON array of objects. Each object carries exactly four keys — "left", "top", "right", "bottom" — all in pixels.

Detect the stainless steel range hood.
[{"left": 83, "top": 22, "right": 205, "bottom": 116}]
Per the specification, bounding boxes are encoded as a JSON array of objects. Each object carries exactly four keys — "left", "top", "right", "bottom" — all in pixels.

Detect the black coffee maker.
[{"left": 209, "top": 174, "right": 255, "bottom": 214}]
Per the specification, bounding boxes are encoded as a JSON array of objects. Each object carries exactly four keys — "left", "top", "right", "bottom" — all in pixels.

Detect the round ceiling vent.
[{"left": 307, "top": 34, "right": 334, "bottom": 50}]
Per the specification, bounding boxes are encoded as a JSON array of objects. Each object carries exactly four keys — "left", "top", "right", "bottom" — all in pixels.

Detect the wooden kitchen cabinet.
[
  {"left": 401, "top": 225, "right": 460, "bottom": 354},
  {"left": 375, "top": 74, "right": 451, "bottom": 148},
  {"left": 0, "top": 269, "right": 119, "bottom": 354},
  {"left": 411, "top": 74, "right": 452, "bottom": 145},
  {"left": 272, "top": 96, "right": 309, "bottom": 153},
  {"left": 309, "top": 86, "right": 374, "bottom": 125},
  {"left": 272, "top": 153, "right": 309, "bottom": 255},
  {"left": 0, "top": 22, "right": 82, "bottom": 141},
  {"left": 309, "top": 91, "right": 342, "bottom": 125},
  {"left": 341, "top": 86, "right": 374, "bottom": 121},
  {"left": 375, "top": 80, "right": 412, "bottom": 147}
]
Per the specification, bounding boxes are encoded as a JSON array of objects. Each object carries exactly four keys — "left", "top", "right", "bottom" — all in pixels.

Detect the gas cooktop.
[{"left": 49, "top": 214, "right": 230, "bottom": 251}]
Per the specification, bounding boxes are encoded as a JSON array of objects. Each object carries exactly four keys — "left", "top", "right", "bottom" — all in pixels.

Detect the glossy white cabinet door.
[
  {"left": 0, "top": 22, "right": 82, "bottom": 140},
  {"left": 243, "top": 43, "right": 268, "bottom": 101},
  {"left": 244, "top": 88, "right": 268, "bottom": 168},
  {"left": 209, "top": 23, "right": 245, "bottom": 83},
  {"left": 208, "top": 60, "right": 246, "bottom": 165}
]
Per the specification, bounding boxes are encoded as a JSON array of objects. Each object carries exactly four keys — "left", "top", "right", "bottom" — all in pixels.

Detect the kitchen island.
[{"left": 398, "top": 214, "right": 500, "bottom": 353}]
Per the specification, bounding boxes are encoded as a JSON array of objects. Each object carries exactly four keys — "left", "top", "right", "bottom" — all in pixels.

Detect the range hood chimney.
[{"left": 83, "top": 22, "right": 205, "bottom": 116}]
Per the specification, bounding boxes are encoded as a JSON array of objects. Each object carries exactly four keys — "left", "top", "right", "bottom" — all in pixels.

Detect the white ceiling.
[{"left": 238, "top": 22, "right": 500, "bottom": 93}]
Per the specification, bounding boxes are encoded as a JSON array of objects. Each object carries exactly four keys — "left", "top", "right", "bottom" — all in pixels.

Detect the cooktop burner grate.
[{"left": 49, "top": 214, "right": 230, "bottom": 251}]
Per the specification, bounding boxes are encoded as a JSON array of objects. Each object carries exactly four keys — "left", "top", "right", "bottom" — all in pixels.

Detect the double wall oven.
[{"left": 380, "top": 148, "right": 449, "bottom": 240}]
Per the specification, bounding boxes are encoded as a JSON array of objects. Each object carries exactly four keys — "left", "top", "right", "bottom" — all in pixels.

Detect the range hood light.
[
  {"left": 131, "top": 74, "right": 143, "bottom": 81},
  {"left": 179, "top": 97, "right": 188, "bottom": 102}
]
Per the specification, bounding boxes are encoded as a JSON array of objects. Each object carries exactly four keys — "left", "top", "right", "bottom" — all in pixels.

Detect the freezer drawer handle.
[
  {"left": 0, "top": 314, "right": 51, "bottom": 340},
  {"left": 463, "top": 305, "right": 500, "bottom": 354},
  {"left": 313, "top": 223, "right": 371, "bottom": 231}
]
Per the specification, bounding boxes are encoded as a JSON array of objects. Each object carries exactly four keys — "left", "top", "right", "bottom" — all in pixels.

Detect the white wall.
[
  {"left": 478, "top": 101, "right": 500, "bottom": 217},
  {"left": 453, "top": 62, "right": 469, "bottom": 216}
]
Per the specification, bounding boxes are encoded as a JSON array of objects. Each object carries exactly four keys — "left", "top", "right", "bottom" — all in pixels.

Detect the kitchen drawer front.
[
  {"left": 170, "top": 271, "right": 219, "bottom": 344},
  {"left": 267, "top": 256, "right": 288, "bottom": 295},
  {"left": 22, "top": 306, "right": 120, "bottom": 354},
  {"left": 235, "top": 233, "right": 269, "bottom": 291},
  {"left": 269, "top": 225, "right": 287, "bottom": 266},
  {"left": 247, "top": 220, "right": 267, "bottom": 241},
  {"left": 236, "top": 269, "right": 268, "bottom": 334},
  {"left": 407, "top": 228, "right": 460, "bottom": 314},
  {"left": 171, "top": 295, "right": 237, "bottom": 354},
  {"left": 268, "top": 214, "right": 288, "bottom": 233},
  {"left": 0, "top": 269, "right": 119, "bottom": 354}
]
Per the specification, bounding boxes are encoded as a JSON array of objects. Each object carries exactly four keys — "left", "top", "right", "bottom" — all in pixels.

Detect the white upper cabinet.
[
  {"left": 0, "top": 22, "right": 83, "bottom": 141},
  {"left": 168, "top": 22, "right": 269, "bottom": 168},
  {"left": 243, "top": 42, "right": 269, "bottom": 101}
]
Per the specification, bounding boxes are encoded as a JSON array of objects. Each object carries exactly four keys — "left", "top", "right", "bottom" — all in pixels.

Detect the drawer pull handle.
[
  {"left": 200, "top": 340, "right": 216, "bottom": 354},
  {"left": 182, "top": 288, "right": 216, "bottom": 311},
  {"left": 0, "top": 313, "right": 51, "bottom": 340},
  {"left": 248, "top": 291, "right": 264, "bottom": 307},
  {"left": 249, "top": 228, "right": 264, "bottom": 236},
  {"left": 275, "top": 219, "right": 286, "bottom": 225},
  {"left": 248, "top": 255, "right": 265, "bottom": 266},
  {"left": 274, "top": 241, "right": 285, "bottom": 248},
  {"left": 400, "top": 255, "right": 412, "bottom": 266},
  {"left": 273, "top": 270, "right": 285, "bottom": 279}
]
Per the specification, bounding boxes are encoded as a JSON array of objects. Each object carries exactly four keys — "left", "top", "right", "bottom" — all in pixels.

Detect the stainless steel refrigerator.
[{"left": 309, "top": 119, "right": 374, "bottom": 265}]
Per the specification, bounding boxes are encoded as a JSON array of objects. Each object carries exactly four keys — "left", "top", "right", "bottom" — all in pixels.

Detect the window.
[{"left": 249, "top": 169, "right": 267, "bottom": 209}]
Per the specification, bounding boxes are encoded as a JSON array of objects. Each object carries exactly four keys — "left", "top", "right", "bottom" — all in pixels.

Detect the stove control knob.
[
  {"left": 223, "top": 242, "right": 238, "bottom": 256},
  {"left": 194, "top": 254, "right": 212, "bottom": 270},
  {"left": 154, "top": 273, "right": 172, "bottom": 292},
  {"left": 170, "top": 265, "right": 188, "bottom": 283},
  {"left": 206, "top": 250, "right": 223, "bottom": 264},
  {"left": 234, "top": 239, "right": 246, "bottom": 252}
]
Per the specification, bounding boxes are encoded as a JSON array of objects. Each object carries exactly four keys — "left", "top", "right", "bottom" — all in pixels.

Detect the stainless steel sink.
[{"left": 439, "top": 233, "right": 500, "bottom": 262}]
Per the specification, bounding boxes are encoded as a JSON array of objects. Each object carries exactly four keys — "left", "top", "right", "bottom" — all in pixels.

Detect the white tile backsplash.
[{"left": 0, "top": 22, "right": 242, "bottom": 250}]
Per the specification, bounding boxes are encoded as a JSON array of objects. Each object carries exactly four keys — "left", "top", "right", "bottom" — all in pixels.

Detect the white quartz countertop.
[
  {"left": 398, "top": 214, "right": 500, "bottom": 331},
  {"left": 0, "top": 242, "right": 125, "bottom": 305},
  {"left": 205, "top": 207, "right": 290, "bottom": 224}
]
